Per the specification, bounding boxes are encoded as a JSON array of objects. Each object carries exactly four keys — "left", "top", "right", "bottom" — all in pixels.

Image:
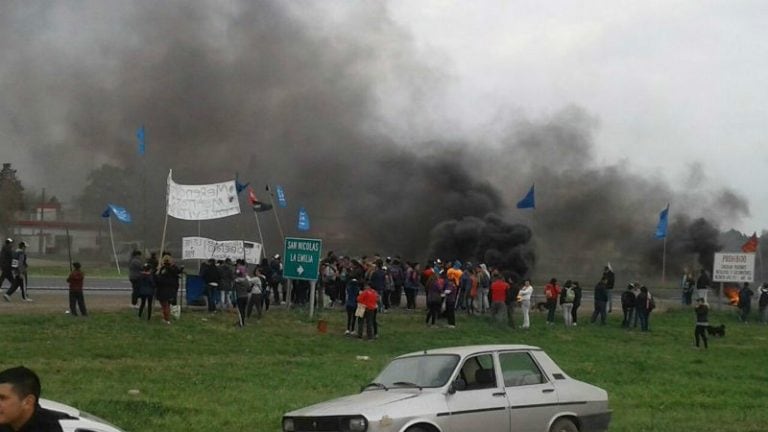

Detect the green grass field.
[{"left": 1, "top": 305, "right": 766, "bottom": 432}]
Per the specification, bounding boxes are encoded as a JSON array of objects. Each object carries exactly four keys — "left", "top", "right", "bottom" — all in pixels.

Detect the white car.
[
  {"left": 39, "top": 398, "right": 125, "bottom": 432},
  {"left": 283, "top": 344, "right": 611, "bottom": 432}
]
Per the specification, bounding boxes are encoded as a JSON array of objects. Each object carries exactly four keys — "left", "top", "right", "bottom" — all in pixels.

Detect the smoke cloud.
[{"left": 0, "top": 2, "right": 751, "bottom": 281}]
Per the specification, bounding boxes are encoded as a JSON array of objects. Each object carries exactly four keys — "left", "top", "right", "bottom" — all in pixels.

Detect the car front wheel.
[{"left": 549, "top": 418, "right": 578, "bottom": 432}]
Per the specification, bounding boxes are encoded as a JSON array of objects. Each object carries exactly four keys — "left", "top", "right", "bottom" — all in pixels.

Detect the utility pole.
[{"left": 38, "top": 188, "right": 45, "bottom": 255}]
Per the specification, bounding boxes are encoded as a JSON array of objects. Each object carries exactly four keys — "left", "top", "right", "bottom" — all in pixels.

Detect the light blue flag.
[
  {"left": 655, "top": 204, "right": 669, "bottom": 239},
  {"left": 136, "top": 126, "right": 146, "bottom": 156},
  {"left": 276, "top": 185, "right": 287, "bottom": 208},
  {"left": 106, "top": 204, "right": 132, "bottom": 223},
  {"left": 516, "top": 184, "right": 535, "bottom": 209},
  {"left": 297, "top": 207, "right": 310, "bottom": 231}
]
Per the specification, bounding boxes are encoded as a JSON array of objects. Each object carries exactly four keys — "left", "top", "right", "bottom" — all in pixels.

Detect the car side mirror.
[{"left": 448, "top": 378, "right": 466, "bottom": 394}]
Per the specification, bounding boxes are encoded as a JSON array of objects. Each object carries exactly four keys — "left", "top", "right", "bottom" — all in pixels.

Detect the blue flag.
[
  {"left": 276, "top": 185, "right": 287, "bottom": 208},
  {"left": 655, "top": 204, "right": 669, "bottom": 239},
  {"left": 102, "top": 204, "right": 133, "bottom": 223},
  {"left": 298, "top": 207, "right": 310, "bottom": 231},
  {"left": 516, "top": 184, "right": 535, "bottom": 209},
  {"left": 136, "top": 125, "right": 146, "bottom": 156},
  {"left": 235, "top": 179, "right": 249, "bottom": 194}
]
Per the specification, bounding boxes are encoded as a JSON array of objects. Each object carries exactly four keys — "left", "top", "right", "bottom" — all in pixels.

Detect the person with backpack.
[
  {"left": 620, "top": 284, "right": 636, "bottom": 328},
  {"left": 344, "top": 278, "right": 361, "bottom": 335},
  {"left": 758, "top": 282, "right": 768, "bottom": 324},
  {"left": 403, "top": 262, "right": 421, "bottom": 310},
  {"left": 560, "top": 280, "right": 575, "bottom": 327}
]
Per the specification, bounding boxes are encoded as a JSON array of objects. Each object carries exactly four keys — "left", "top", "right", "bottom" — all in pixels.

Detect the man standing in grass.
[
  {"left": 544, "top": 278, "right": 560, "bottom": 325},
  {"left": 489, "top": 272, "right": 509, "bottom": 324},
  {"left": 3, "top": 242, "right": 30, "bottom": 302},
  {"left": 694, "top": 298, "right": 709, "bottom": 349},
  {"left": 66, "top": 262, "right": 87, "bottom": 317}
]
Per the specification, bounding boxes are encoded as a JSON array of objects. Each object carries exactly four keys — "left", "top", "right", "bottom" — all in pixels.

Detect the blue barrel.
[{"left": 185, "top": 274, "right": 206, "bottom": 305}]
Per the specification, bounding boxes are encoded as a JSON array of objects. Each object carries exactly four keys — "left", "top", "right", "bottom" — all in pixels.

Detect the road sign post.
[{"left": 283, "top": 237, "right": 322, "bottom": 317}]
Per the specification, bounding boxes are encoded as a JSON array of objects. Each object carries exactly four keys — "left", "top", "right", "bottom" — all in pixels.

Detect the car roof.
[
  {"left": 397, "top": 344, "right": 542, "bottom": 359},
  {"left": 39, "top": 398, "right": 80, "bottom": 417}
]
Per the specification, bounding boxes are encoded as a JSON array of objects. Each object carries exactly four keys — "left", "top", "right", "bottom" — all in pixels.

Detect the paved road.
[{"left": 21, "top": 276, "right": 131, "bottom": 291}]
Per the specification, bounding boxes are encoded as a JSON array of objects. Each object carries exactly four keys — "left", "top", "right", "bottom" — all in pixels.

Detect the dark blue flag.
[
  {"left": 516, "top": 184, "right": 535, "bottom": 209},
  {"left": 235, "top": 179, "right": 249, "bottom": 194},
  {"left": 276, "top": 185, "right": 287, "bottom": 208},
  {"left": 298, "top": 207, "right": 310, "bottom": 231},
  {"left": 655, "top": 204, "right": 669, "bottom": 239},
  {"left": 136, "top": 126, "right": 146, "bottom": 156}
]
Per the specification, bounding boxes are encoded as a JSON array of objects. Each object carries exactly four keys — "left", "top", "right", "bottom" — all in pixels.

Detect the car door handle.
[
  {"left": 542, "top": 389, "right": 554, "bottom": 393},
  {"left": 492, "top": 392, "right": 506, "bottom": 397}
]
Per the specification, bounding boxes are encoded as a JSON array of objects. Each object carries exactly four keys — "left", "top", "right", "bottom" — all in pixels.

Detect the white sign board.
[
  {"left": 181, "top": 237, "right": 262, "bottom": 264},
  {"left": 712, "top": 252, "right": 755, "bottom": 283},
  {"left": 167, "top": 176, "right": 241, "bottom": 220}
]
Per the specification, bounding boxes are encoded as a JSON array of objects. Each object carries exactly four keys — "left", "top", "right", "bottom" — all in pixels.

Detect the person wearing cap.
[
  {"left": 4, "top": 241, "right": 31, "bottom": 302},
  {"left": 0, "top": 238, "right": 14, "bottom": 293},
  {"left": 0, "top": 366, "right": 68, "bottom": 432}
]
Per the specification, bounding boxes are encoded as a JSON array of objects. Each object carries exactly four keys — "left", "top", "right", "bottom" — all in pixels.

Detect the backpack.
[
  {"left": 564, "top": 287, "right": 575, "bottom": 302},
  {"left": 759, "top": 290, "right": 768, "bottom": 308}
]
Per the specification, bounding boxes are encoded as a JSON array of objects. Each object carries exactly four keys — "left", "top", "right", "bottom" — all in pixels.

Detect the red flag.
[
  {"left": 741, "top": 232, "right": 758, "bottom": 253},
  {"left": 248, "top": 187, "right": 258, "bottom": 206}
]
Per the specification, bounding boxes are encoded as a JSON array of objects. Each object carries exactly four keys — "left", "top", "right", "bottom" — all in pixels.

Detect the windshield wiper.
[
  {"left": 392, "top": 381, "right": 423, "bottom": 390},
  {"left": 362, "top": 382, "right": 388, "bottom": 391}
]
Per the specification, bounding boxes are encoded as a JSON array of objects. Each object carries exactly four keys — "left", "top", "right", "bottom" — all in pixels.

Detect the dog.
[
  {"left": 535, "top": 302, "right": 549, "bottom": 312},
  {"left": 706, "top": 324, "right": 726, "bottom": 337}
]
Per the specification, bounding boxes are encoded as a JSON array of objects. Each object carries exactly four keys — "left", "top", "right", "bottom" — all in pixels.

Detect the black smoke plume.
[{"left": 0, "top": 2, "right": 751, "bottom": 282}]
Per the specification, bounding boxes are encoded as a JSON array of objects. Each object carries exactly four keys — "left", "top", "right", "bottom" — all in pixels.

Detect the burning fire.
[{"left": 723, "top": 286, "right": 739, "bottom": 306}]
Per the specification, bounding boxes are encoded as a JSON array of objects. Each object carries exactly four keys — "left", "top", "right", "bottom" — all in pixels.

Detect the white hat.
[{"left": 5, "top": 238, "right": 12, "bottom": 243}]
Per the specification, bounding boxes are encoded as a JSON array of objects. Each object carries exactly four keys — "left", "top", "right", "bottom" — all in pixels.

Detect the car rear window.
[{"left": 499, "top": 352, "right": 545, "bottom": 387}]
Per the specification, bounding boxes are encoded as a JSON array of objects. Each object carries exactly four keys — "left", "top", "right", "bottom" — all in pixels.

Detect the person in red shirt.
[
  {"left": 544, "top": 278, "right": 561, "bottom": 325},
  {"left": 356, "top": 283, "right": 379, "bottom": 340},
  {"left": 66, "top": 262, "right": 86, "bottom": 317},
  {"left": 490, "top": 272, "right": 510, "bottom": 323}
]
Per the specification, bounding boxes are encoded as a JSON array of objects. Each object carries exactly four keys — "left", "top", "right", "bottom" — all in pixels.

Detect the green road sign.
[{"left": 283, "top": 237, "right": 322, "bottom": 281}]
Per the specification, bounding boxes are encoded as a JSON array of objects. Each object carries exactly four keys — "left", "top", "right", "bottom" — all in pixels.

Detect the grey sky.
[{"left": 385, "top": 0, "right": 768, "bottom": 233}]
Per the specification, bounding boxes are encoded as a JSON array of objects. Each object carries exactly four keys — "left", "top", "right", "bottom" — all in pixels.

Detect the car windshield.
[{"left": 371, "top": 354, "right": 459, "bottom": 389}]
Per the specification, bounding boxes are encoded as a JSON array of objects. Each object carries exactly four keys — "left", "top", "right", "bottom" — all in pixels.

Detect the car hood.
[{"left": 286, "top": 390, "right": 422, "bottom": 417}]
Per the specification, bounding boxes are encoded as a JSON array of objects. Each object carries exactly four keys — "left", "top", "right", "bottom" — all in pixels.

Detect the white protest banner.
[
  {"left": 712, "top": 252, "right": 755, "bottom": 283},
  {"left": 182, "top": 237, "right": 262, "bottom": 264},
  {"left": 167, "top": 174, "right": 241, "bottom": 220}
]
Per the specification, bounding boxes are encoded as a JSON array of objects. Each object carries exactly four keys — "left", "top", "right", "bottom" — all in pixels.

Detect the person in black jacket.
[
  {"left": 155, "top": 255, "right": 182, "bottom": 324},
  {"left": 0, "top": 238, "right": 14, "bottom": 294},
  {"left": 738, "top": 282, "right": 754, "bottom": 323},
  {"left": 0, "top": 366, "right": 69, "bottom": 432},
  {"left": 591, "top": 278, "right": 608, "bottom": 325},
  {"left": 199, "top": 258, "right": 220, "bottom": 312},
  {"left": 621, "top": 284, "right": 637, "bottom": 328},
  {"left": 136, "top": 264, "right": 156, "bottom": 320},
  {"left": 602, "top": 264, "right": 615, "bottom": 312},
  {"left": 571, "top": 281, "right": 582, "bottom": 325},
  {"left": 636, "top": 286, "right": 653, "bottom": 331},
  {"left": 694, "top": 298, "right": 709, "bottom": 349}
]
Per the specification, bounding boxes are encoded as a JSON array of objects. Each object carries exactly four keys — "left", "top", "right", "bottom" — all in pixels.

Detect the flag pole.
[
  {"left": 107, "top": 216, "right": 121, "bottom": 275},
  {"left": 661, "top": 236, "right": 667, "bottom": 286},
  {"left": 65, "top": 226, "right": 73, "bottom": 272},
  {"left": 266, "top": 184, "right": 285, "bottom": 243},
  {"left": 252, "top": 212, "right": 268, "bottom": 259},
  {"left": 158, "top": 170, "right": 172, "bottom": 271}
]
